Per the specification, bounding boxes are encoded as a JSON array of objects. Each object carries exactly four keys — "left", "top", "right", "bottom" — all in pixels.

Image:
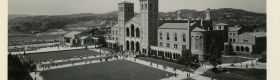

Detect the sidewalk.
[{"left": 123, "top": 57, "right": 212, "bottom": 80}]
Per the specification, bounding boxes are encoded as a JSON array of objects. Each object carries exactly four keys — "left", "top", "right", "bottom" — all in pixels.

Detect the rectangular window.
[
  {"left": 229, "top": 38, "right": 232, "bottom": 42},
  {"left": 233, "top": 39, "right": 235, "bottom": 42},
  {"left": 233, "top": 33, "right": 235, "bottom": 37},
  {"left": 166, "top": 43, "right": 170, "bottom": 48},
  {"left": 159, "top": 42, "right": 163, "bottom": 47},
  {"left": 174, "top": 44, "right": 178, "bottom": 49},
  {"left": 182, "top": 45, "right": 186, "bottom": 49}
]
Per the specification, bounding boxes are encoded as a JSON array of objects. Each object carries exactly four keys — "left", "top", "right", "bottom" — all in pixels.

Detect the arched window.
[
  {"left": 167, "top": 33, "right": 169, "bottom": 40},
  {"left": 126, "top": 28, "right": 129, "bottom": 36},
  {"left": 145, "top": 4, "right": 147, "bottom": 10},
  {"left": 131, "top": 24, "right": 135, "bottom": 37},
  {"left": 160, "top": 32, "right": 162, "bottom": 40},
  {"left": 174, "top": 33, "right": 177, "bottom": 41},
  {"left": 195, "top": 36, "right": 199, "bottom": 43},
  {"left": 182, "top": 34, "right": 186, "bottom": 42},
  {"left": 200, "top": 36, "right": 203, "bottom": 43},
  {"left": 136, "top": 28, "right": 140, "bottom": 37},
  {"left": 141, "top": 4, "right": 143, "bottom": 11}
]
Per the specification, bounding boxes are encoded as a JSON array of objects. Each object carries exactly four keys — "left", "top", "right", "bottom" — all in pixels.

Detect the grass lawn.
[
  {"left": 221, "top": 57, "right": 250, "bottom": 63},
  {"left": 28, "top": 49, "right": 101, "bottom": 61},
  {"left": 201, "top": 68, "right": 266, "bottom": 80},
  {"left": 224, "top": 52, "right": 262, "bottom": 58},
  {"left": 138, "top": 57, "right": 191, "bottom": 72},
  {"left": 42, "top": 60, "right": 173, "bottom": 80},
  {"left": 8, "top": 36, "right": 61, "bottom": 41}
]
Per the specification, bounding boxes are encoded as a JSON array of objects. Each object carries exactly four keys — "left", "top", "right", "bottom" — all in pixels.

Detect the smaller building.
[
  {"left": 64, "top": 31, "right": 98, "bottom": 46},
  {"left": 225, "top": 31, "right": 266, "bottom": 54}
]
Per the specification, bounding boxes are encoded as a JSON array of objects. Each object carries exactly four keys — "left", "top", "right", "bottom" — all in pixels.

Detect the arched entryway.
[
  {"left": 131, "top": 41, "right": 134, "bottom": 51},
  {"left": 136, "top": 42, "right": 140, "bottom": 51},
  {"left": 241, "top": 46, "right": 244, "bottom": 52},
  {"left": 131, "top": 24, "right": 135, "bottom": 37},
  {"left": 126, "top": 28, "right": 129, "bottom": 37},
  {"left": 245, "top": 47, "right": 249, "bottom": 52},
  {"left": 126, "top": 41, "right": 129, "bottom": 50},
  {"left": 236, "top": 46, "right": 240, "bottom": 51},
  {"left": 136, "top": 28, "right": 140, "bottom": 37}
]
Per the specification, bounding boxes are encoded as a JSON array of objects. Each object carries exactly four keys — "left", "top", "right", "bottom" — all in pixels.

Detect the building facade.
[{"left": 106, "top": 0, "right": 226, "bottom": 60}]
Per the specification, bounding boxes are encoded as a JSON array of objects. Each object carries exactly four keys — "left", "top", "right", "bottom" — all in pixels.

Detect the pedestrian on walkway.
[
  {"left": 90, "top": 60, "right": 91, "bottom": 63},
  {"left": 150, "top": 62, "right": 152, "bottom": 66},
  {"left": 187, "top": 73, "right": 189, "bottom": 77},
  {"left": 175, "top": 72, "right": 177, "bottom": 77},
  {"left": 246, "top": 64, "right": 248, "bottom": 68},
  {"left": 157, "top": 64, "right": 158, "bottom": 68},
  {"left": 72, "top": 61, "right": 74, "bottom": 65}
]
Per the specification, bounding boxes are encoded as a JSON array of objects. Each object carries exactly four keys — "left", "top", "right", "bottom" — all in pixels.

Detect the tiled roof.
[
  {"left": 192, "top": 27, "right": 206, "bottom": 32},
  {"left": 215, "top": 23, "right": 229, "bottom": 25},
  {"left": 229, "top": 27, "right": 241, "bottom": 31},
  {"left": 112, "top": 24, "right": 118, "bottom": 28},
  {"left": 79, "top": 36, "right": 88, "bottom": 39},
  {"left": 158, "top": 23, "right": 194, "bottom": 29},
  {"left": 248, "top": 32, "right": 266, "bottom": 37},
  {"left": 119, "top": 1, "right": 133, "bottom": 3},
  {"left": 65, "top": 31, "right": 81, "bottom": 38}
]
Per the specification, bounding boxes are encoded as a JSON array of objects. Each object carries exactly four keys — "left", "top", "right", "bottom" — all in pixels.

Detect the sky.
[{"left": 8, "top": 0, "right": 266, "bottom": 15}]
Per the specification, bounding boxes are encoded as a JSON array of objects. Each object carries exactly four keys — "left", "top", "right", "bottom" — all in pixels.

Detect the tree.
[
  {"left": 114, "top": 45, "right": 120, "bottom": 53},
  {"left": 207, "top": 38, "right": 222, "bottom": 68},
  {"left": 97, "top": 36, "right": 107, "bottom": 47},
  {"left": 225, "top": 42, "right": 236, "bottom": 55}
]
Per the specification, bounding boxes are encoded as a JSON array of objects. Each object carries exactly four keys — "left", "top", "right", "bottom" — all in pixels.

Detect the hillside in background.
[{"left": 8, "top": 8, "right": 266, "bottom": 34}]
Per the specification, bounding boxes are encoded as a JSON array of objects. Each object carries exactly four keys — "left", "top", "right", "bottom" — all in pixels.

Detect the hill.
[{"left": 8, "top": 8, "right": 266, "bottom": 34}]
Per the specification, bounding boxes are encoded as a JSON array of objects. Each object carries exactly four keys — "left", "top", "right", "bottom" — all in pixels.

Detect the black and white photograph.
[{"left": 4, "top": 0, "right": 279, "bottom": 80}]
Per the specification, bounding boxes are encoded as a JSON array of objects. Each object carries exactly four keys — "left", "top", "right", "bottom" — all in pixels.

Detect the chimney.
[
  {"left": 200, "top": 19, "right": 203, "bottom": 26},
  {"left": 188, "top": 20, "right": 190, "bottom": 26}
]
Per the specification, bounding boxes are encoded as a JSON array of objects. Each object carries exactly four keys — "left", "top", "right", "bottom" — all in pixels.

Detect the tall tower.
[
  {"left": 177, "top": 11, "right": 182, "bottom": 20},
  {"left": 205, "top": 8, "right": 211, "bottom": 20},
  {"left": 139, "top": 0, "right": 158, "bottom": 54},
  {"left": 118, "top": 1, "right": 134, "bottom": 50}
]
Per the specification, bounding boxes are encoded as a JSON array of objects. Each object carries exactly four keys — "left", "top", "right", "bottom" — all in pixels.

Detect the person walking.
[
  {"left": 246, "top": 63, "right": 248, "bottom": 68},
  {"left": 157, "top": 64, "right": 158, "bottom": 68}
]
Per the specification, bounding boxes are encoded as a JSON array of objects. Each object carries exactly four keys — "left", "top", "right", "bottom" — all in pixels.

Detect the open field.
[
  {"left": 42, "top": 60, "right": 173, "bottom": 80},
  {"left": 221, "top": 57, "right": 250, "bottom": 63},
  {"left": 224, "top": 52, "right": 263, "bottom": 58},
  {"left": 201, "top": 68, "right": 266, "bottom": 80},
  {"left": 28, "top": 49, "right": 101, "bottom": 61},
  {"left": 8, "top": 36, "right": 62, "bottom": 41}
]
